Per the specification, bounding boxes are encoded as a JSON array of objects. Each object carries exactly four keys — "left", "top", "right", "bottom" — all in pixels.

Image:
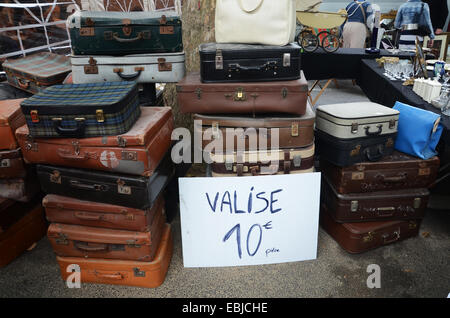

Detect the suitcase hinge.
[
  {"left": 351, "top": 122, "right": 359, "bottom": 134},
  {"left": 121, "top": 151, "right": 138, "bottom": 161},
  {"left": 234, "top": 88, "right": 246, "bottom": 101},
  {"left": 283, "top": 53, "right": 291, "bottom": 67},
  {"left": 215, "top": 49, "right": 223, "bottom": 70},
  {"left": 117, "top": 179, "right": 131, "bottom": 195},
  {"left": 389, "top": 119, "right": 396, "bottom": 129},
  {"left": 350, "top": 200, "right": 359, "bottom": 212},
  {"left": 30, "top": 110, "right": 39, "bottom": 123},
  {"left": 293, "top": 155, "right": 302, "bottom": 168},
  {"left": 413, "top": 198, "right": 421, "bottom": 209},
  {"left": 291, "top": 123, "right": 299, "bottom": 137},
  {"left": 0, "top": 159, "right": 10, "bottom": 168},
  {"left": 195, "top": 88, "right": 202, "bottom": 100},
  {"left": 84, "top": 57, "right": 98, "bottom": 74},
  {"left": 50, "top": 170, "right": 61, "bottom": 184},
  {"left": 96, "top": 109, "right": 105, "bottom": 123},
  {"left": 158, "top": 58, "right": 172, "bottom": 72},
  {"left": 363, "top": 231, "right": 375, "bottom": 243},
  {"left": 133, "top": 268, "right": 146, "bottom": 277},
  {"left": 55, "top": 233, "right": 69, "bottom": 245},
  {"left": 117, "top": 136, "right": 127, "bottom": 147},
  {"left": 281, "top": 87, "right": 288, "bottom": 99}
]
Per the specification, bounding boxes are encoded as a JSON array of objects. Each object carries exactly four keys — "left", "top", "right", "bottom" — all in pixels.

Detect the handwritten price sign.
[{"left": 179, "top": 173, "right": 321, "bottom": 268}]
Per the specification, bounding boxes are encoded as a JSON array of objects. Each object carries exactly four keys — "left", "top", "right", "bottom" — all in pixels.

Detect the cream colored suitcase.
[
  {"left": 71, "top": 52, "right": 185, "bottom": 84},
  {"left": 315, "top": 102, "right": 399, "bottom": 139}
]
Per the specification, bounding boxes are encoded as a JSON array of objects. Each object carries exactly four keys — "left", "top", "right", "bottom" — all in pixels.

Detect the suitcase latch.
[
  {"left": 350, "top": 145, "right": 361, "bottom": 157},
  {"left": 95, "top": 109, "right": 104, "bottom": 123},
  {"left": 84, "top": 57, "right": 98, "bottom": 74},
  {"left": 408, "top": 221, "right": 417, "bottom": 230},
  {"left": 159, "top": 15, "right": 174, "bottom": 34},
  {"left": 413, "top": 198, "right": 421, "bottom": 209},
  {"left": 291, "top": 123, "right": 299, "bottom": 137},
  {"left": 55, "top": 233, "right": 69, "bottom": 245},
  {"left": 50, "top": 170, "right": 61, "bottom": 184},
  {"left": 225, "top": 161, "right": 233, "bottom": 171},
  {"left": 283, "top": 53, "right": 291, "bottom": 67},
  {"left": 293, "top": 155, "right": 302, "bottom": 168},
  {"left": 80, "top": 18, "right": 95, "bottom": 36},
  {"left": 121, "top": 151, "right": 138, "bottom": 161},
  {"left": 234, "top": 88, "right": 246, "bottom": 101},
  {"left": 117, "top": 179, "right": 131, "bottom": 195},
  {"left": 351, "top": 122, "right": 359, "bottom": 134},
  {"left": 30, "top": 110, "right": 39, "bottom": 123},
  {"left": 389, "top": 119, "right": 396, "bottom": 129},
  {"left": 195, "top": 88, "right": 202, "bottom": 100},
  {"left": 215, "top": 49, "right": 223, "bottom": 70},
  {"left": 122, "top": 19, "right": 132, "bottom": 36},
  {"left": 281, "top": 87, "right": 288, "bottom": 99},
  {"left": 158, "top": 58, "right": 172, "bottom": 72},
  {"left": 363, "top": 231, "right": 375, "bottom": 243},
  {"left": 351, "top": 200, "right": 359, "bottom": 212},
  {"left": 0, "top": 159, "right": 10, "bottom": 168},
  {"left": 117, "top": 136, "right": 127, "bottom": 147},
  {"left": 133, "top": 268, "right": 146, "bottom": 277},
  {"left": 386, "top": 138, "right": 394, "bottom": 148},
  {"left": 25, "top": 135, "right": 38, "bottom": 152}
]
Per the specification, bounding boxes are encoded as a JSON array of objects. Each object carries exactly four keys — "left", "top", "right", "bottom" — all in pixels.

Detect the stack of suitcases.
[
  {"left": 1, "top": 9, "right": 187, "bottom": 288},
  {"left": 177, "top": 44, "right": 313, "bottom": 176},
  {"left": 0, "top": 99, "right": 47, "bottom": 268},
  {"left": 315, "top": 102, "right": 440, "bottom": 253}
]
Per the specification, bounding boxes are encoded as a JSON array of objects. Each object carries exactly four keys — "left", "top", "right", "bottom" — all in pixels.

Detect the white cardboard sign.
[{"left": 179, "top": 173, "right": 321, "bottom": 268}]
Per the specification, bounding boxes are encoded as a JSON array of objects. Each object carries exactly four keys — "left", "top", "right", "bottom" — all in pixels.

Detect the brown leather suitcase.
[
  {"left": 0, "top": 198, "right": 48, "bottom": 267},
  {"left": 56, "top": 223, "right": 173, "bottom": 288},
  {"left": 43, "top": 194, "right": 164, "bottom": 232},
  {"left": 210, "top": 145, "right": 315, "bottom": 177},
  {"left": 0, "top": 148, "right": 27, "bottom": 179},
  {"left": 0, "top": 176, "right": 40, "bottom": 202},
  {"left": 16, "top": 107, "right": 173, "bottom": 177},
  {"left": 321, "top": 176, "right": 429, "bottom": 223},
  {"left": 177, "top": 71, "right": 308, "bottom": 115},
  {"left": 320, "top": 151, "right": 440, "bottom": 194},
  {"left": 0, "top": 198, "right": 18, "bottom": 233},
  {"left": 47, "top": 205, "right": 165, "bottom": 262},
  {"left": 193, "top": 102, "right": 315, "bottom": 153},
  {"left": 0, "top": 99, "right": 26, "bottom": 150},
  {"left": 320, "top": 204, "right": 421, "bottom": 254}
]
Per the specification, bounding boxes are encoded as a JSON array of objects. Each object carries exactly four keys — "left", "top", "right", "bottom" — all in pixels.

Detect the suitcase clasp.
[
  {"left": 234, "top": 88, "right": 247, "bottom": 101},
  {"left": 350, "top": 145, "right": 361, "bottom": 157},
  {"left": 350, "top": 200, "right": 359, "bottom": 212},
  {"left": 84, "top": 57, "right": 98, "bottom": 74},
  {"left": 389, "top": 119, "right": 396, "bottom": 129},
  {"left": 55, "top": 233, "right": 69, "bottom": 245},
  {"left": 50, "top": 170, "right": 61, "bottom": 184},
  {"left": 351, "top": 122, "right": 359, "bottom": 134},
  {"left": 408, "top": 221, "right": 417, "bottom": 230},
  {"left": 363, "top": 231, "right": 374, "bottom": 243},
  {"left": 283, "top": 53, "right": 291, "bottom": 67},
  {"left": 117, "top": 179, "right": 131, "bottom": 195},
  {"left": 0, "top": 159, "right": 10, "bottom": 168},
  {"left": 413, "top": 198, "right": 421, "bottom": 209},
  {"left": 195, "top": 88, "right": 202, "bottom": 100},
  {"left": 291, "top": 123, "right": 299, "bottom": 137},
  {"left": 133, "top": 268, "right": 146, "bottom": 277},
  {"left": 215, "top": 49, "right": 223, "bottom": 70},
  {"left": 96, "top": 109, "right": 105, "bottom": 123},
  {"left": 122, "top": 19, "right": 132, "bottom": 36},
  {"left": 158, "top": 58, "right": 172, "bottom": 72},
  {"left": 30, "top": 110, "right": 39, "bottom": 123}
]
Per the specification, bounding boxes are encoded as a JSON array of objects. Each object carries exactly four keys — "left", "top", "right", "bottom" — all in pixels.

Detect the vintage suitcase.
[
  {"left": 177, "top": 72, "right": 308, "bottom": 115},
  {"left": 0, "top": 176, "right": 40, "bottom": 202},
  {"left": 320, "top": 205, "right": 421, "bottom": 254},
  {"left": 67, "top": 11, "right": 183, "bottom": 56},
  {"left": 71, "top": 52, "right": 185, "bottom": 84},
  {"left": 0, "top": 99, "right": 26, "bottom": 150},
  {"left": 0, "top": 198, "right": 16, "bottom": 232},
  {"left": 43, "top": 194, "right": 164, "bottom": 232},
  {"left": 193, "top": 102, "right": 315, "bottom": 153},
  {"left": 47, "top": 205, "right": 165, "bottom": 262},
  {"left": 0, "top": 198, "right": 47, "bottom": 267},
  {"left": 56, "top": 223, "right": 173, "bottom": 288},
  {"left": 2, "top": 52, "right": 71, "bottom": 94},
  {"left": 36, "top": 150, "right": 174, "bottom": 210},
  {"left": 199, "top": 43, "right": 301, "bottom": 83},
  {"left": 0, "top": 148, "right": 27, "bottom": 179},
  {"left": 321, "top": 176, "right": 429, "bottom": 223},
  {"left": 315, "top": 129, "right": 397, "bottom": 167},
  {"left": 16, "top": 107, "right": 173, "bottom": 177},
  {"left": 320, "top": 151, "right": 440, "bottom": 194},
  {"left": 20, "top": 81, "right": 141, "bottom": 138},
  {"left": 210, "top": 145, "right": 315, "bottom": 177},
  {"left": 315, "top": 102, "right": 399, "bottom": 139}
]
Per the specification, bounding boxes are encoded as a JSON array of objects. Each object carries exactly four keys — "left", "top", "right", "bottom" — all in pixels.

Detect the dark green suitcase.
[{"left": 67, "top": 11, "right": 183, "bottom": 56}]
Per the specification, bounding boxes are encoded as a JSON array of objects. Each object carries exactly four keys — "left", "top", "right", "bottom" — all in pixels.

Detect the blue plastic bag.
[{"left": 393, "top": 102, "right": 443, "bottom": 159}]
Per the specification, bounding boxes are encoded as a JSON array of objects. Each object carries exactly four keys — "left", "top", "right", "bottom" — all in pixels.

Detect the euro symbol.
[{"left": 262, "top": 221, "right": 273, "bottom": 230}]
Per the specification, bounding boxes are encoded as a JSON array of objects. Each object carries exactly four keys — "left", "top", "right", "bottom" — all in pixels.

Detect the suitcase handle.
[
  {"left": 94, "top": 271, "right": 125, "bottom": 281},
  {"left": 382, "top": 231, "right": 400, "bottom": 244},
  {"left": 113, "top": 67, "right": 144, "bottom": 81},
  {"left": 70, "top": 180, "right": 109, "bottom": 192},
  {"left": 363, "top": 145, "right": 384, "bottom": 162},
  {"left": 74, "top": 241, "right": 108, "bottom": 252},
  {"left": 112, "top": 31, "right": 145, "bottom": 43},
  {"left": 74, "top": 212, "right": 103, "bottom": 221},
  {"left": 17, "top": 78, "right": 30, "bottom": 89},
  {"left": 57, "top": 149, "right": 93, "bottom": 161},
  {"left": 364, "top": 124, "right": 383, "bottom": 136},
  {"left": 52, "top": 118, "right": 86, "bottom": 137},
  {"left": 228, "top": 62, "right": 277, "bottom": 73},
  {"left": 376, "top": 173, "right": 408, "bottom": 183}
]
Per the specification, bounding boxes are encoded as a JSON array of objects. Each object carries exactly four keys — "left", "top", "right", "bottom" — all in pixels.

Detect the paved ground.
[{"left": 0, "top": 80, "right": 449, "bottom": 298}]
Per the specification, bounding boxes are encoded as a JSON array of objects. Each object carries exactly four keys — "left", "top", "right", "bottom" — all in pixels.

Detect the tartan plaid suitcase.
[
  {"left": 67, "top": 11, "right": 183, "bottom": 56},
  {"left": 2, "top": 52, "right": 71, "bottom": 94},
  {"left": 20, "top": 81, "right": 141, "bottom": 138}
]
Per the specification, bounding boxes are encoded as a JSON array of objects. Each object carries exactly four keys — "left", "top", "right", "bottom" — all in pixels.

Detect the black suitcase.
[
  {"left": 315, "top": 129, "right": 397, "bottom": 167},
  {"left": 36, "top": 151, "right": 174, "bottom": 210},
  {"left": 199, "top": 43, "right": 301, "bottom": 83}
]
